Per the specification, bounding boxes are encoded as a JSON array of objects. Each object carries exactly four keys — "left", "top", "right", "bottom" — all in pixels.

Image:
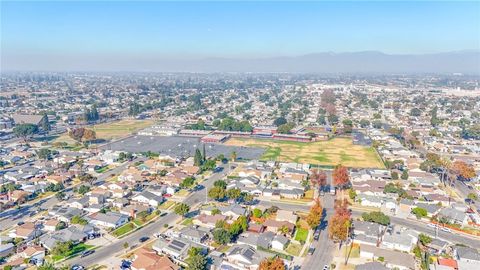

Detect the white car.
[
  {"left": 441, "top": 227, "right": 452, "bottom": 233},
  {"left": 427, "top": 223, "right": 437, "bottom": 228}
]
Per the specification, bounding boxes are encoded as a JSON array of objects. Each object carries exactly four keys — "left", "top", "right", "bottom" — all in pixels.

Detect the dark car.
[
  {"left": 80, "top": 250, "right": 95, "bottom": 257},
  {"left": 71, "top": 265, "right": 85, "bottom": 270},
  {"left": 17, "top": 221, "right": 25, "bottom": 226},
  {"left": 214, "top": 167, "right": 223, "bottom": 173},
  {"left": 139, "top": 236, "right": 149, "bottom": 243},
  {"left": 193, "top": 185, "right": 204, "bottom": 191},
  {"left": 308, "top": 246, "right": 316, "bottom": 255}
]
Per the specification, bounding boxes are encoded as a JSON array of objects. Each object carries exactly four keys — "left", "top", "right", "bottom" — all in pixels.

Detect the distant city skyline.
[{"left": 1, "top": 1, "right": 479, "bottom": 71}]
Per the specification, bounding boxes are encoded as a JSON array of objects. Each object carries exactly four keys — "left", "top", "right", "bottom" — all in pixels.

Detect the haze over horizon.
[{"left": 1, "top": 1, "right": 479, "bottom": 73}]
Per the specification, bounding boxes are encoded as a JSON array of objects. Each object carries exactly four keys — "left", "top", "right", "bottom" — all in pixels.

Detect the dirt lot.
[
  {"left": 224, "top": 137, "right": 384, "bottom": 168},
  {"left": 53, "top": 119, "right": 154, "bottom": 144}
]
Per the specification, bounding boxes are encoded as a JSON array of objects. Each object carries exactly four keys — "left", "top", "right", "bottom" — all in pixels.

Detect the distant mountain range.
[
  {"left": 153, "top": 50, "right": 480, "bottom": 74},
  {"left": 4, "top": 50, "right": 480, "bottom": 74}
]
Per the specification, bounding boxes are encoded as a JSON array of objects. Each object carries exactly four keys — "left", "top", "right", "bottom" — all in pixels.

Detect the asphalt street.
[{"left": 65, "top": 164, "right": 231, "bottom": 268}]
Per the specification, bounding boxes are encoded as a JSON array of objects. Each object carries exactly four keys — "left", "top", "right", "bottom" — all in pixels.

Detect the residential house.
[
  {"left": 132, "top": 190, "right": 165, "bottom": 207},
  {"left": 131, "top": 247, "right": 179, "bottom": 270},
  {"left": 87, "top": 211, "right": 129, "bottom": 229},
  {"left": 360, "top": 244, "right": 416, "bottom": 270}
]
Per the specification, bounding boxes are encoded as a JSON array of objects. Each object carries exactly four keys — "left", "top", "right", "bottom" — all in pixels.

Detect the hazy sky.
[{"left": 2, "top": 1, "right": 479, "bottom": 71}]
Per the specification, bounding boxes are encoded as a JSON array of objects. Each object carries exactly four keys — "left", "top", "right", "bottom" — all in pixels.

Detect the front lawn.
[
  {"left": 52, "top": 243, "right": 94, "bottom": 261},
  {"left": 181, "top": 218, "right": 193, "bottom": 226},
  {"left": 175, "top": 189, "right": 189, "bottom": 197},
  {"left": 285, "top": 242, "right": 303, "bottom": 257},
  {"left": 112, "top": 222, "right": 136, "bottom": 237},
  {"left": 294, "top": 228, "right": 309, "bottom": 242},
  {"left": 158, "top": 200, "right": 176, "bottom": 210}
]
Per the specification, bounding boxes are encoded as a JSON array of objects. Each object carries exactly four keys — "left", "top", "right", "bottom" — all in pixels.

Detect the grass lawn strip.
[{"left": 294, "top": 228, "right": 309, "bottom": 242}]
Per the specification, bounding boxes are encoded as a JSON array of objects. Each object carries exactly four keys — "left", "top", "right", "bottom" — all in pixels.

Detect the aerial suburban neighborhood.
[{"left": 0, "top": 73, "right": 479, "bottom": 270}]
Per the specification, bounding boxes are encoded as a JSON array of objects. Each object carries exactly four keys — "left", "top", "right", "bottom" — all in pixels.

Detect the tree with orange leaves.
[
  {"left": 310, "top": 169, "right": 327, "bottom": 191},
  {"left": 451, "top": 161, "right": 476, "bottom": 180},
  {"left": 333, "top": 165, "right": 350, "bottom": 188},
  {"left": 329, "top": 198, "right": 352, "bottom": 241},
  {"left": 328, "top": 214, "right": 351, "bottom": 241},
  {"left": 259, "top": 257, "right": 285, "bottom": 270},
  {"left": 306, "top": 198, "right": 323, "bottom": 229},
  {"left": 334, "top": 199, "right": 351, "bottom": 218}
]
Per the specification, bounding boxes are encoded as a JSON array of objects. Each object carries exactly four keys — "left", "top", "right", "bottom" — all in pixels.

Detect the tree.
[
  {"left": 391, "top": 171, "right": 399, "bottom": 180},
  {"left": 37, "top": 148, "right": 52, "bottom": 161},
  {"left": 418, "top": 233, "right": 432, "bottom": 246},
  {"left": 273, "top": 117, "right": 287, "bottom": 127},
  {"left": 310, "top": 169, "right": 327, "bottom": 192},
  {"left": 362, "top": 211, "right": 390, "bottom": 225},
  {"left": 259, "top": 257, "right": 285, "bottom": 270},
  {"left": 306, "top": 198, "right": 323, "bottom": 228},
  {"left": 227, "top": 188, "right": 242, "bottom": 200},
  {"left": 55, "top": 191, "right": 65, "bottom": 201},
  {"left": 348, "top": 189, "right": 357, "bottom": 200},
  {"left": 40, "top": 114, "right": 51, "bottom": 131},
  {"left": 208, "top": 186, "right": 226, "bottom": 201},
  {"left": 194, "top": 149, "right": 203, "bottom": 166},
  {"left": 467, "top": 193, "right": 478, "bottom": 201},
  {"left": 71, "top": 215, "right": 88, "bottom": 225},
  {"left": 51, "top": 240, "right": 73, "bottom": 256},
  {"left": 123, "top": 242, "right": 129, "bottom": 249},
  {"left": 401, "top": 170, "right": 409, "bottom": 180},
  {"left": 174, "top": 203, "right": 190, "bottom": 216},
  {"left": 55, "top": 221, "right": 67, "bottom": 231},
  {"left": 14, "top": 123, "right": 39, "bottom": 142},
  {"left": 186, "top": 247, "right": 207, "bottom": 270},
  {"left": 213, "top": 228, "right": 231, "bottom": 244},
  {"left": 68, "top": 127, "right": 96, "bottom": 143},
  {"left": 277, "top": 122, "right": 295, "bottom": 134},
  {"left": 181, "top": 176, "right": 196, "bottom": 188},
  {"left": 214, "top": 180, "right": 227, "bottom": 189},
  {"left": 77, "top": 185, "right": 91, "bottom": 195},
  {"left": 452, "top": 161, "right": 476, "bottom": 180},
  {"left": 410, "top": 108, "right": 422, "bottom": 117},
  {"left": 329, "top": 214, "right": 350, "bottom": 241},
  {"left": 359, "top": 119, "right": 370, "bottom": 128},
  {"left": 412, "top": 207, "right": 428, "bottom": 219},
  {"left": 342, "top": 119, "right": 353, "bottom": 133},
  {"left": 79, "top": 173, "right": 96, "bottom": 185},
  {"left": 333, "top": 165, "right": 350, "bottom": 190},
  {"left": 252, "top": 208, "right": 263, "bottom": 218}
]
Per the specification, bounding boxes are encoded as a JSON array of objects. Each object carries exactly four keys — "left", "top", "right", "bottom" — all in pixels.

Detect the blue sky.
[{"left": 1, "top": 1, "right": 479, "bottom": 70}]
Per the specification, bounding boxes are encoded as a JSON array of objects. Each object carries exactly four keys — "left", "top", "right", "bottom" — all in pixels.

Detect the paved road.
[
  {"left": 66, "top": 164, "right": 231, "bottom": 268},
  {"left": 0, "top": 159, "right": 138, "bottom": 232},
  {"left": 301, "top": 171, "right": 335, "bottom": 270}
]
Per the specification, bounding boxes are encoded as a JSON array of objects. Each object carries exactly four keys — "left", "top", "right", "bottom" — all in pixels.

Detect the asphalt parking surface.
[{"left": 101, "top": 135, "right": 265, "bottom": 160}]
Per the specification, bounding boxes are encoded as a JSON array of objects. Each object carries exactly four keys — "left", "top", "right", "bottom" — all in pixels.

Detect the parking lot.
[{"left": 101, "top": 135, "right": 265, "bottom": 160}]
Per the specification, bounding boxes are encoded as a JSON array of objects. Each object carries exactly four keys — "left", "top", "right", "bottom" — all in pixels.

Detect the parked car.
[
  {"left": 308, "top": 246, "right": 316, "bottom": 255},
  {"left": 80, "top": 250, "right": 95, "bottom": 257},
  {"left": 139, "top": 236, "right": 150, "bottom": 243}
]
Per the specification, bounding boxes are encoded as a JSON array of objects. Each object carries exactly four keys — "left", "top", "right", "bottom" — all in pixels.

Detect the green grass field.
[{"left": 225, "top": 137, "right": 384, "bottom": 168}]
